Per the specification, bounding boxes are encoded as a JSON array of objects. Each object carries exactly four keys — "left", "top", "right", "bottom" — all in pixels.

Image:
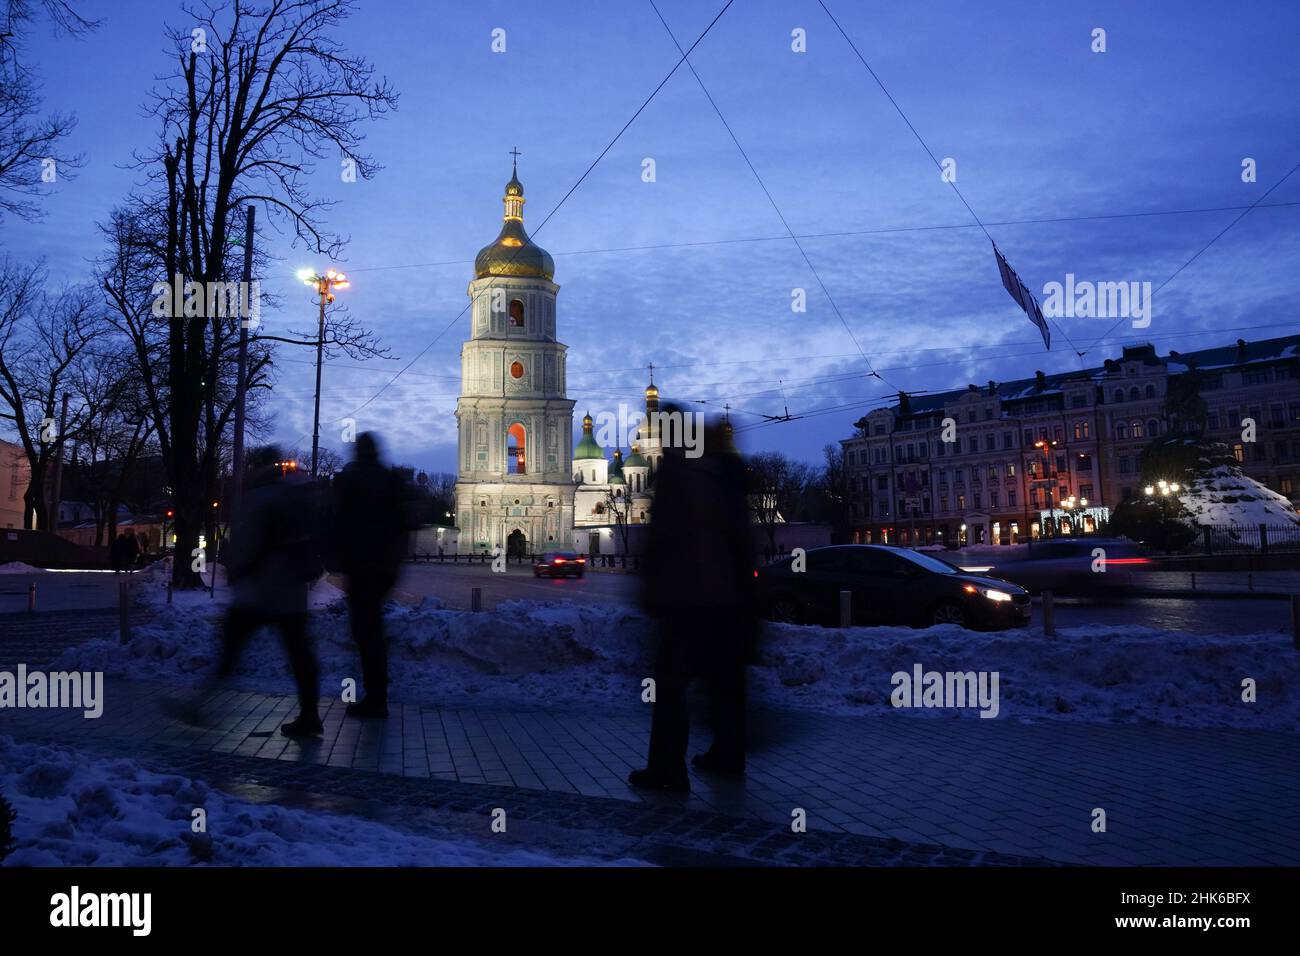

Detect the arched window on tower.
[
  {"left": 509, "top": 299, "right": 525, "bottom": 328},
  {"left": 507, "top": 423, "right": 526, "bottom": 475}
]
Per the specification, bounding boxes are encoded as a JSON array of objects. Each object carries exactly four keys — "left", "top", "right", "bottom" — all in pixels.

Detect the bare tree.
[
  {"left": 603, "top": 486, "right": 634, "bottom": 555},
  {"left": 747, "top": 450, "right": 815, "bottom": 555},
  {"left": 0, "top": 0, "right": 98, "bottom": 223},
  {"left": 0, "top": 261, "right": 101, "bottom": 529},
  {"left": 120, "top": 0, "right": 397, "bottom": 586}
]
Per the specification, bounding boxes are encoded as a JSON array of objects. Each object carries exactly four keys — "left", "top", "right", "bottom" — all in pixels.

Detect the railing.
[
  {"left": 402, "top": 550, "right": 644, "bottom": 570},
  {"left": 1196, "top": 524, "right": 1300, "bottom": 555}
]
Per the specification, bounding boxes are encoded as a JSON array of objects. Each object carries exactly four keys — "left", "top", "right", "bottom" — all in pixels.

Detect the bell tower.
[{"left": 453, "top": 157, "right": 576, "bottom": 554}]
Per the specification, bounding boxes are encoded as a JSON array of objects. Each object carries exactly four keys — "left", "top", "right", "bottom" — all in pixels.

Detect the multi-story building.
[{"left": 840, "top": 335, "right": 1300, "bottom": 547}]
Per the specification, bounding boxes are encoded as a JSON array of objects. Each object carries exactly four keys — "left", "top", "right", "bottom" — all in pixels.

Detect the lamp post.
[{"left": 297, "top": 268, "right": 351, "bottom": 478}]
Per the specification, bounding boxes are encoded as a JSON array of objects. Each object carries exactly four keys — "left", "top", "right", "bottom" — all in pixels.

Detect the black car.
[
  {"left": 983, "top": 537, "right": 1152, "bottom": 596},
  {"left": 533, "top": 551, "right": 586, "bottom": 578},
  {"left": 756, "top": 545, "right": 1031, "bottom": 630}
]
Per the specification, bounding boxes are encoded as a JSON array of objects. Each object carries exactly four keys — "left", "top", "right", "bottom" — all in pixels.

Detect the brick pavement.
[{"left": 3, "top": 665, "right": 1296, "bottom": 866}]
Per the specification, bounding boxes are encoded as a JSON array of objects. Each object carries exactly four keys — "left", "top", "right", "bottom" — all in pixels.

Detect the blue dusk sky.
[{"left": 6, "top": 0, "right": 1300, "bottom": 473}]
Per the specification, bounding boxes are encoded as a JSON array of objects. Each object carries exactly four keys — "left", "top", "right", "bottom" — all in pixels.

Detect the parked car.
[
  {"left": 534, "top": 552, "right": 586, "bottom": 578},
  {"left": 756, "top": 545, "right": 1031, "bottom": 630},
  {"left": 986, "top": 537, "right": 1152, "bottom": 595}
]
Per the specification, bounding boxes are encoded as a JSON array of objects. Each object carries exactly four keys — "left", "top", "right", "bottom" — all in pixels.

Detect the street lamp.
[{"left": 299, "top": 268, "right": 351, "bottom": 478}]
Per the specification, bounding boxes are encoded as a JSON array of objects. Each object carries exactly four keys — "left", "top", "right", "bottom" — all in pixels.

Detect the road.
[{"left": 3, "top": 563, "right": 1294, "bottom": 635}]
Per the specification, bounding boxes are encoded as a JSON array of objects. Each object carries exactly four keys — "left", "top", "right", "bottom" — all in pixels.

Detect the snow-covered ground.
[
  {"left": 49, "top": 597, "right": 1299, "bottom": 730},
  {"left": 1179, "top": 466, "right": 1300, "bottom": 528},
  {"left": 0, "top": 736, "right": 644, "bottom": 866},
  {"left": 0, "top": 562, "right": 47, "bottom": 574}
]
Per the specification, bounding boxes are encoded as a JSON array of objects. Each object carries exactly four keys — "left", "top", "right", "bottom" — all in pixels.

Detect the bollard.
[
  {"left": 1042, "top": 590, "right": 1056, "bottom": 637},
  {"left": 839, "top": 590, "right": 852, "bottom": 628},
  {"left": 471, "top": 586, "right": 482, "bottom": 612},
  {"left": 27, "top": 581, "right": 36, "bottom": 612},
  {"left": 167, "top": 574, "right": 173, "bottom": 604},
  {"left": 1248, "top": 573, "right": 1254, "bottom": 592},
  {"left": 1292, "top": 595, "right": 1300, "bottom": 651},
  {"left": 1190, "top": 572, "right": 1196, "bottom": 592},
  {"left": 119, "top": 580, "right": 131, "bottom": 645}
]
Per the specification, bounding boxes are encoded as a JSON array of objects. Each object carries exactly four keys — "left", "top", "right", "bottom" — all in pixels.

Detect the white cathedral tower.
[{"left": 453, "top": 160, "right": 576, "bottom": 554}]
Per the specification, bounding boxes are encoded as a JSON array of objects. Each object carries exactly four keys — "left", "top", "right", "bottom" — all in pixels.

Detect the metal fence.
[{"left": 1196, "top": 524, "right": 1300, "bottom": 555}]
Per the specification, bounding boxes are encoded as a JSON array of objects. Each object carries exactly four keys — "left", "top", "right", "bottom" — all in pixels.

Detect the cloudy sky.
[{"left": 8, "top": 0, "right": 1300, "bottom": 474}]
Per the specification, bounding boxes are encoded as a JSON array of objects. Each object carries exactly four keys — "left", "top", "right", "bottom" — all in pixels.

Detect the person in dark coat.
[
  {"left": 210, "top": 448, "right": 324, "bottom": 737},
  {"left": 121, "top": 530, "right": 139, "bottom": 571},
  {"left": 629, "top": 411, "right": 756, "bottom": 794},
  {"left": 110, "top": 533, "right": 124, "bottom": 573},
  {"left": 331, "top": 432, "right": 411, "bottom": 719}
]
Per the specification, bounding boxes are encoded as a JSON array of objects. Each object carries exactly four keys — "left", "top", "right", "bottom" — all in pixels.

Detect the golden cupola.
[{"left": 474, "top": 160, "right": 555, "bottom": 281}]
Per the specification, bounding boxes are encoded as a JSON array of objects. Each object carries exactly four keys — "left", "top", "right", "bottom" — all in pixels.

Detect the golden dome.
[
  {"left": 645, "top": 383, "right": 659, "bottom": 398},
  {"left": 475, "top": 164, "right": 554, "bottom": 281}
]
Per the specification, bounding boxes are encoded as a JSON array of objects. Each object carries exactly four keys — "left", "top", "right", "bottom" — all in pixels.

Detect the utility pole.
[
  {"left": 310, "top": 288, "right": 327, "bottom": 478},
  {"left": 49, "top": 392, "right": 70, "bottom": 532},
  {"left": 298, "top": 267, "right": 348, "bottom": 478},
  {"left": 230, "top": 205, "right": 255, "bottom": 520}
]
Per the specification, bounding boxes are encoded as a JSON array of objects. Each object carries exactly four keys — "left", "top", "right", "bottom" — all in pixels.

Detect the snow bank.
[
  {"left": 1178, "top": 466, "right": 1300, "bottom": 528},
  {"left": 754, "top": 621, "right": 1298, "bottom": 729},
  {"left": 48, "top": 598, "right": 1299, "bottom": 729},
  {"left": 0, "top": 562, "right": 46, "bottom": 574},
  {"left": 0, "top": 736, "right": 642, "bottom": 866},
  {"left": 54, "top": 598, "right": 657, "bottom": 711},
  {"left": 127, "top": 561, "right": 345, "bottom": 610}
]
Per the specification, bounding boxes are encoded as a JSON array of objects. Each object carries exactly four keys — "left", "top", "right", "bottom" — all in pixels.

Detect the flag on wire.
[{"left": 993, "top": 243, "right": 1050, "bottom": 349}]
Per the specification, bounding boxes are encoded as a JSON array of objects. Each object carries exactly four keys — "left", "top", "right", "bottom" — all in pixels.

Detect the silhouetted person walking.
[
  {"left": 214, "top": 449, "right": 324, "bottom": 737},
  {"left": 332, "top": 432, "right": 410, "bottom": 719},
  {"left": 121, "top": 530, "right": 139, "bottom": 572},
  {"left": 629, "top": 413, "right": 756, "bottom": 794}
]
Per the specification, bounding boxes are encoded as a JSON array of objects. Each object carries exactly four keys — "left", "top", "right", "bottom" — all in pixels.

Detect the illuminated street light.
[{"left": 298, "top": 268, "right": 352, "bottom": 477}]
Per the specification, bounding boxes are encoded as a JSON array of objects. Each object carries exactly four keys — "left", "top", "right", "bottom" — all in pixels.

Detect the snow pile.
[
  {"left": 48, "top": 598, "right": 1299, "bottom": 729},
  {"left": 53, "top": 598, "right": 657, "bottom": 711},
  {"left": 0, "top": 736, "right": 640, "bottom": 866},
  {"left": 126, "top": 561, "right": 345, "bottom": 610},
  {"left": 755, "top": 621, "right": 1299, "bottom": 729},
  {"left": 1178, "top": 466, "right": 1300, "bottom": 528},
  {"left": 0, "top": 562, "right": 46, "bottom": 574}
]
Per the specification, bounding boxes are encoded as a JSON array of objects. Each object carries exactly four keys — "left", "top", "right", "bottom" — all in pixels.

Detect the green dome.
[
  {"left": 624, "top": 444, "right": 648, "bottom": 469},
  {"left": 574, "top": 412, "right": 604, "bottom": 460}
]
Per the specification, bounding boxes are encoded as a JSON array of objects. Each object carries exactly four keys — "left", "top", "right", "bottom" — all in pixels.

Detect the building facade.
[
  {"left": 840, "top": 336, "right": 1300, "bottom": 547},
  {"left": 1, "top": 439, "right": 30, "bottom": 529}
]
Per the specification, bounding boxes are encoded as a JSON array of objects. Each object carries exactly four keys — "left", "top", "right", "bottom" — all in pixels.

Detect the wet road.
[{"left": 2, "top": 564, "right": 1291, "bottom": 636}]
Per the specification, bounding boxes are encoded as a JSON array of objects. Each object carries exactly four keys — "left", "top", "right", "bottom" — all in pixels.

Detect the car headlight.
[{"left": 980, "top": 588, "right": 1013, "bottom": 603}]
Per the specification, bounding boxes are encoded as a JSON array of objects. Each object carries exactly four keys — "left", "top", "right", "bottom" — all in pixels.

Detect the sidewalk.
[{"left": 4, "top": 666, "right": 1296, "bottom": 866}]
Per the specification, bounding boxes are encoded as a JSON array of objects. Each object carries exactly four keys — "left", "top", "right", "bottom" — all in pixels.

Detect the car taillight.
[
  {"left": 1107, "top": 557, "right": 1151, "bottom": 565},
  {"left": 753, "top": 570, "right": 759, "bottom": 578},
  {"left": 576, "top": 558, "right": 586, "bottom": 563},
  {"left": 554, "top": 558, "right": 566, "bottom": 564}
]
